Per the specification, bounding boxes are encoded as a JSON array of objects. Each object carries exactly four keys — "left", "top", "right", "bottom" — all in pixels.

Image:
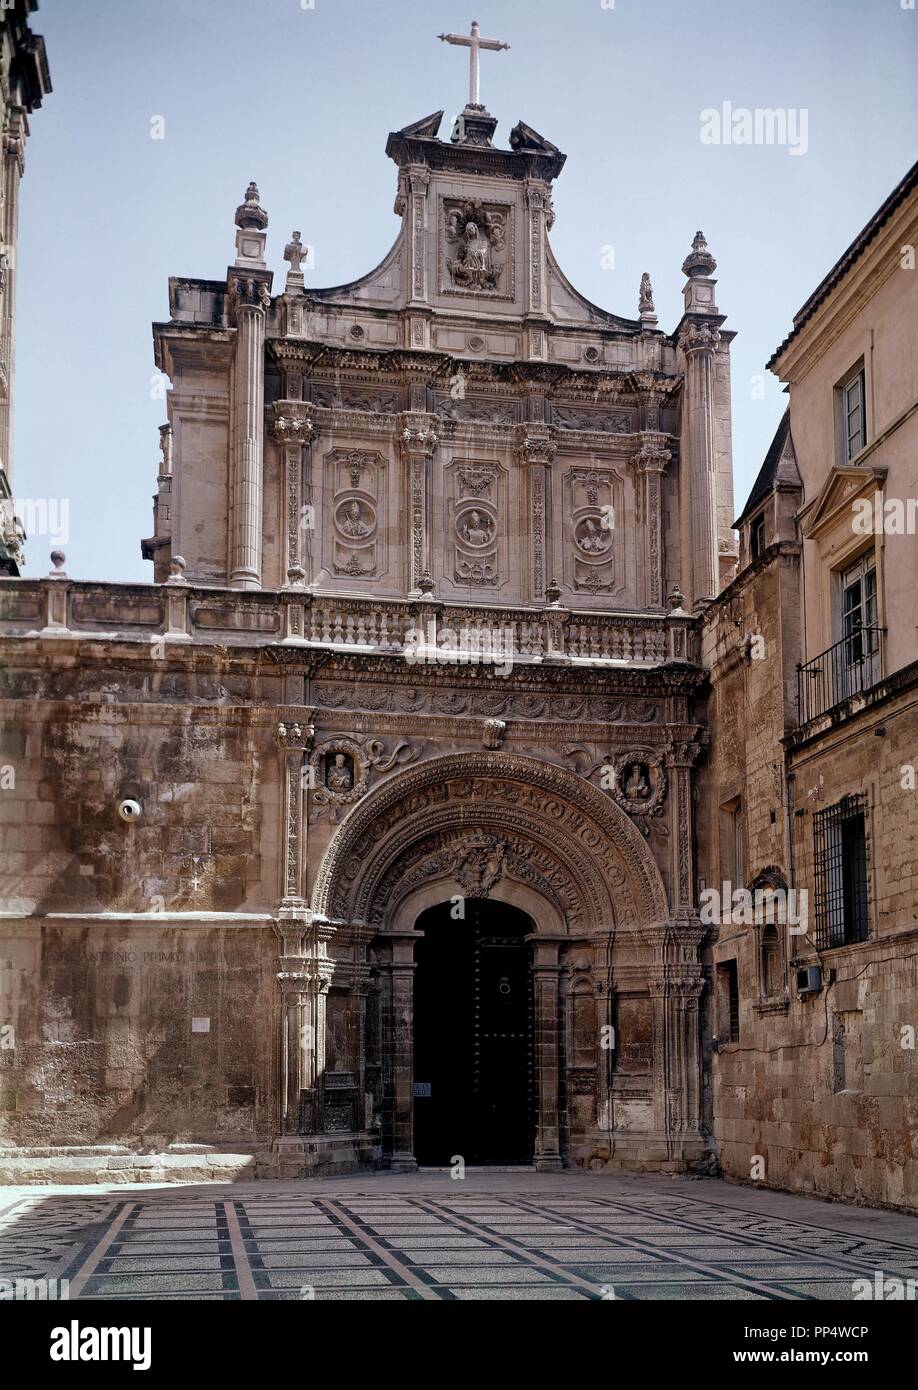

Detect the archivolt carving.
[{"left": 311, "top": 752, "right": 670, "bottom": 933}]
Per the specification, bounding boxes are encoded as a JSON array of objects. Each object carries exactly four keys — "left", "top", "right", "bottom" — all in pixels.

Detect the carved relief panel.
[
  {"left": 561, "top": 465, "right": 625, "bottom": 599},
  {"left": 440, "top": 197, "right": 515, "bottom": 302},
  {"left": 322, "top": 449, "right": 388, "bottom": 583},
  {"left": 441, "top": 458, "right": 508, "bottom": 594}
]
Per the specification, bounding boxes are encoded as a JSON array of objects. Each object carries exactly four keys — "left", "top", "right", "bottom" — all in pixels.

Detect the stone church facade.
[{"left": 0, "top": 96, "right": 914, "bottom": 1205}]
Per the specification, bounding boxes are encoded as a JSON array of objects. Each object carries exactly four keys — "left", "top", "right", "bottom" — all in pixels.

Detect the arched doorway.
[
  {"left": 306, "top": 751, "right": 705, "bottom": 1173},
  {"left": 413, "top": 899, "right": 535, "bottom": 1166}
]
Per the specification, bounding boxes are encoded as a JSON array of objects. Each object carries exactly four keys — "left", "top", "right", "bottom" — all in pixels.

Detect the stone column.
[
  {"left": 399, "top": 414, "right": 439, "bottom": 595},
  {"left": 274, "top": 410, "right": 316, "bottom": 588},
  {"left": 649, "top": 961, "right": 705, "bottom": 1151},
  {"left": 229, "top": 277, "right": 270, "bottom": 589},
  {"left": 275, "top": 921, "right": 334, "bottom": 1137},
  {"left": 0, "top": 113, "right": 24, "bottom": 481},
  {"left": 680, "top": 322, "right": 722, "bottom": 606},
  {"left": 645, "top": 737, "right": 707, "bottom": 1152},
  {"left": 387, "top": 932, "right": 420, "bottom": 1171},
  {"left": 679, "top": 232, "right": 723, "bottom": 607},
  {"left": 273, "top": 716, "right": 325, "bottom": 1142},
  {"left": 518, "top": 429, "right": 556, "bottom": 604},
  {"left": 635, "top": 439, "right": 670, "bottom": 610},
  {"left": 532, "top": 939, "right": 563, "bottom": 1170}
]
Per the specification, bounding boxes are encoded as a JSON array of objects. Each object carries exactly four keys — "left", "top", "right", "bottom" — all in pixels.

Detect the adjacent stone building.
[{"left": 701, "top": 159, "right": 918, "bottom": 1211}]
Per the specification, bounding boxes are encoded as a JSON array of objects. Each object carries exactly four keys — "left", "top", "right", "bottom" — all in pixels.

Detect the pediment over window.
[{"left": 799, "top": 464, "right": 887, "bottom": 540}]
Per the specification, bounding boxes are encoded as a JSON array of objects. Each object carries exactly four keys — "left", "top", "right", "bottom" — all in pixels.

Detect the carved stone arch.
[
  {"left": 311, "top": 750, "right": 670, "bottom": 933},
  {"left": 365, "top": 812, "right": 596, "bottom": 934}
]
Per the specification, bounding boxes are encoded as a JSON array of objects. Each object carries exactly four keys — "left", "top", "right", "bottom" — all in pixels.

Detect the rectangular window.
[
  {"left": 841, "top": 366, "right": 866, "bottom": 461},
  {"left": 837, "top": 552, "right": 880, "bottom": 698},
  {"left": 717, "top": 960, "right": 740, "bottom": 1043},
  {"left": 750, "top": 511, "right": 766, "bottom": 561},
  {"left": 813, "top": 795, "right": 869, "bottom": 949}
]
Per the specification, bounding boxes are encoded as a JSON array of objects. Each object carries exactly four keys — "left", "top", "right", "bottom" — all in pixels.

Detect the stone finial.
[
  {"left": 49, "top": 549, "right": 67, "bottom": 578},
  {"left": 233, "top": 182, "right": 269, "bottom": 270},
  {"left": 545, "top": 577, "right": 562, "bottom": 605},
  {"left": 235, "top": 182, "right": 268, "bottom": 231},
  {"left": 682, "top": 230, "right": 717, "bottom": 278},
  {"left": 418, "top": 569, "right": 434, "bottom": 595},
  {"left": 284, "top": 231, "right": 307, "bottom": 274},
  {"left": 668, "top": 583, "right": 686, "bottom": 613},
  {"left": 283, "top": 230, "right": 308, "bottom": 294},
  {"left": 639, "top": 271, "right": 657, "bottom": 324}
]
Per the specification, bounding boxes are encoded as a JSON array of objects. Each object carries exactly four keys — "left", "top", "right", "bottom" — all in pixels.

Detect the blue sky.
[{"left": 13, "top": 0, "right": 918, "bottom": 581}]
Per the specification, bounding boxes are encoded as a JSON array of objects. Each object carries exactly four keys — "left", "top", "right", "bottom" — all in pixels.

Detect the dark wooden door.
[{"left": 413, "top": 900, "right": 534, "bottom": 1165}]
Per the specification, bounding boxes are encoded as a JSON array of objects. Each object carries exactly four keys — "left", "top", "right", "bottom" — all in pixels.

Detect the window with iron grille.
[{"left": 813, "top": 795, "right": 869, "bottom": 949}]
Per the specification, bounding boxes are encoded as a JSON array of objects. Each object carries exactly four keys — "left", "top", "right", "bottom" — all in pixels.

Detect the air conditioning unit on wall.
[{"left": 795, "top": 964, "right": 823, "bottom": 998}]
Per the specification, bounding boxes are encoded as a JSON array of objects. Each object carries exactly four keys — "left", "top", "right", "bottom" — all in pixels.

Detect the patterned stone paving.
[{"left": 1, "top": 1172, "right": 917, "bottom": 1301}]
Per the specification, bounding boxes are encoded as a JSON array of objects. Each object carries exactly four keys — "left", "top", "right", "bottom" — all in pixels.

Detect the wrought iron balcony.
[{"left": 796, "top": 626, "right": 885, "bottom": 725}]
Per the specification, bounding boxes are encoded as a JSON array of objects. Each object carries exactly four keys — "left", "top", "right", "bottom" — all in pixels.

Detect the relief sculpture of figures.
[
  {"left": 461, "top": 509, "right": 493, "bottom": 546},
  {"left": 446, "top": 199, "right": 504, "bottom": 290},
  {"left": 339, "top": 500, "right": 370, "bottom": 537}
]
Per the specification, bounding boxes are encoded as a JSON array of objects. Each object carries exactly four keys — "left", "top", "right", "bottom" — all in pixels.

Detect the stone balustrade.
[{"left": 0, "top": 579, "right": 700, "bottom": 667}]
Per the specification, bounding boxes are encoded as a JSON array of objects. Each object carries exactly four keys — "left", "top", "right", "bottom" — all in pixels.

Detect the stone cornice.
[{"left": 268, "top": 339, "right": 679, "bottom": 396}]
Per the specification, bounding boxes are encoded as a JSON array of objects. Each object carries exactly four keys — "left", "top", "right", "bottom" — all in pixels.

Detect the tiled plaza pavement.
[{"left": 1, "top": 1170, "right": 917, "bottom": 1301}]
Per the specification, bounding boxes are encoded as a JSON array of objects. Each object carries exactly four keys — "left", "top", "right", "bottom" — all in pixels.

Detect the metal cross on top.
[{"left": 438, "top": 19, "right": 510, "bottom": 109}]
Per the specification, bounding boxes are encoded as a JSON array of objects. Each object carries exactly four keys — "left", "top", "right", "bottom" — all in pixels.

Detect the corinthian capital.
[
  {"left": 230, "top": 275, "right": 271, "bottom": 312},
  {"left": 517, "top": 428, "right": 557, "bottom": 466},
  {"left": 679, "top": 321, "right": 721, "bottom": 355},
  {"left": 272, "top": 403, "right": 317, "bottom": 444},
  {"left": 399, "top": 412, "right": 439, "bottom": 456}
]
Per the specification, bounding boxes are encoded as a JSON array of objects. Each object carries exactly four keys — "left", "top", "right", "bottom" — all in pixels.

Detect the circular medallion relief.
[
  {"left": 334, "top": 498, "right": 376, "bottom": 540},
  {"left": 609, "top": 751, "right": 667, "bottom": 817},
  {"left": 575, "top": 514, "right": 612, "bottom": 555},
  {"left": 455, "top": 504, "right": 495, "bottom": 549}
]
